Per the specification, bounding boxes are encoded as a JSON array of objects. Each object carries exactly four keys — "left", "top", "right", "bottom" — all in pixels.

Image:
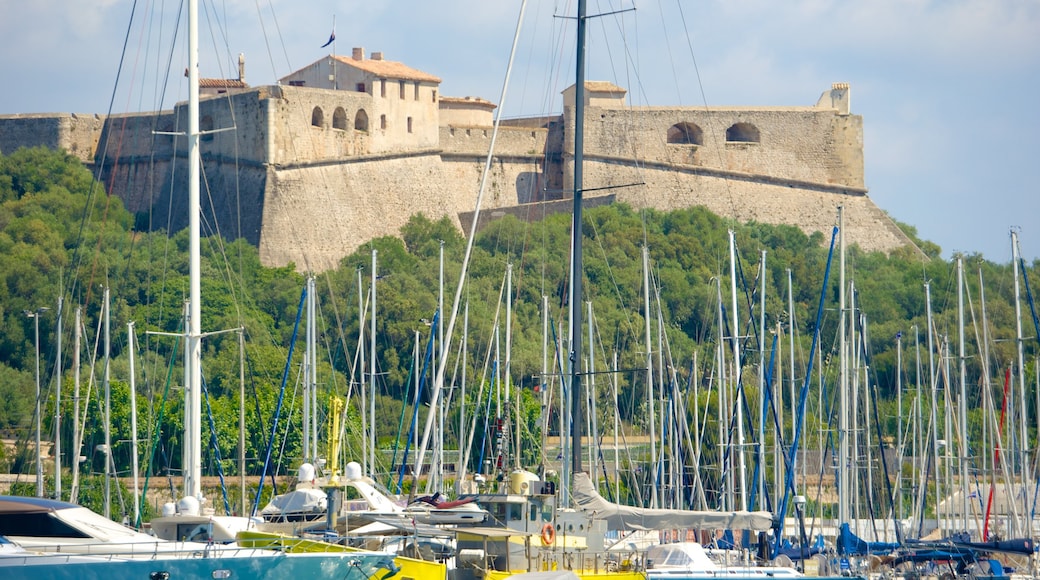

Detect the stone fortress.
[{"left": 0, "top": 49, "right": 918, "bottom": 272}]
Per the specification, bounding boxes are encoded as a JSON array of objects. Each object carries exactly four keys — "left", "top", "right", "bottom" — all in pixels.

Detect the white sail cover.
[{"left": 572, "top": 473, "right": 774, "bottom": 532}]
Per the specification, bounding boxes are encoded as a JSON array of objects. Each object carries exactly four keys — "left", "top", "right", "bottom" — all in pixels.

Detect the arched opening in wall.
[
  {"left": 311, "top": 107, "right": 324, "bottom": 128},
  {"left": 726, "top": 122, "right": 760, "bottom": 143},
  {"left": 407, "top": 117, "right": 413, "bottom": 133},
  {"left": 380, "top": 115, "right": 387, "bottom": 130},
  {"left": 667, "top": 122, "right": 703, "bottom": 145},
  {"left": 201, "top": 115, "right": 214, "bottom": 142},
  {"left": 333, "top": 107, "right": 348, "bottom": 130},
  {"left": 355, "top": 109, "right": 369, "bottom": 132}
]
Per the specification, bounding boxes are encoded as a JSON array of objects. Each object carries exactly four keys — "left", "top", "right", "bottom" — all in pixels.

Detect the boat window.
[
  {"left": 0, "top": 513, "right": 92, "bottom": 538},
  {"left": 507, "top": 504, "right": 523, "bottom": 522},
  {"left": 541, "top": 503, "right": 552, "bottom": 522}
]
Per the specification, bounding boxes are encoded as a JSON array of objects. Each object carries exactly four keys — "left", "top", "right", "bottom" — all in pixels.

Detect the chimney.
[
  {"left": 371, "top": 52, "right": 384, "bottom": 61},
  {"left": 352, "top": 47, "right": 364, "bottom": 61},
  {"left": 238, "top": 53, "right": 245, "bottom": 82}
]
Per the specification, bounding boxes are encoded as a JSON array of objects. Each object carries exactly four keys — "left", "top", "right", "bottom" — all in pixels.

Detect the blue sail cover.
[{"left": 837, "top": 523, "right": 900, "bottom": 556}]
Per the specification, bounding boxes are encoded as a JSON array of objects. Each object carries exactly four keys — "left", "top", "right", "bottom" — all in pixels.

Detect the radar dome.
[
  {"left": 345, "top": 461, "right": 362, "bottom": 481},
  {"left": 177, "top": 495, "right": 200, "bottom": 516}
]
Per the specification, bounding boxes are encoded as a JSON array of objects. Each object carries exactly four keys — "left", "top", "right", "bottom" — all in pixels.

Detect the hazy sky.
[{"left": 1, "top": 0, "right": 1037, "bottom": 261}]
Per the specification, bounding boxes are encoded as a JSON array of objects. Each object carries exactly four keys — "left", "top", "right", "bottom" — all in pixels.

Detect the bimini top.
[{"left": 572, "top": 474, "right": 774, "bottom": 532}]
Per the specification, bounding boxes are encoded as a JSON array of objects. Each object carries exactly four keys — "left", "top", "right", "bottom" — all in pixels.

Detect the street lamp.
[{"left": 24, "top": 306, "right": 49, "bottom": 497}]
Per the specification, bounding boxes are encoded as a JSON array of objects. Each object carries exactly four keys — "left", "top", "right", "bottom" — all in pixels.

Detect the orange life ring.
[{"left": 541, "top": 523, "right": 556, "bottom": 545}]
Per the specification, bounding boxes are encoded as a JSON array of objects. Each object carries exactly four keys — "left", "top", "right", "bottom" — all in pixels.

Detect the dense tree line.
[{"left": 2, "top": 147, "right": 1038, "bottom": 511}]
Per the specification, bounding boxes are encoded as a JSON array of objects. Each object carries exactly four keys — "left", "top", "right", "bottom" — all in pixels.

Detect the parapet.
[{"left": 816, "top": 82, "right": 851, "bottom": 115}]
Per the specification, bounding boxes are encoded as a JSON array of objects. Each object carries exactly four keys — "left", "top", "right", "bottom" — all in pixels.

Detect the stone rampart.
[
  {"left": 0, "top": 113, "right": 105, "bottom": 163},
  {"left": 0, "top": 82, "right": 919, "bottom": 270}
]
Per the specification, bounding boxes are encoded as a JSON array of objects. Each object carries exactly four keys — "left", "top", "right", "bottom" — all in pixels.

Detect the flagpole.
[{"left": 330, "top": 15, "right": 336, "bottom": 89}]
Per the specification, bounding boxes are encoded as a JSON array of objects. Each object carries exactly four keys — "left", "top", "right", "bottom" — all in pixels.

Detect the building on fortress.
[{"left": 0, "top": 49, "right": 919, "bottom": 272}]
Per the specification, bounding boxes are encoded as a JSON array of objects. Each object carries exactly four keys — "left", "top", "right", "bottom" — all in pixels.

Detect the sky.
[{"left": 1, "top": 0, "right": 1038, "bottom": 262}]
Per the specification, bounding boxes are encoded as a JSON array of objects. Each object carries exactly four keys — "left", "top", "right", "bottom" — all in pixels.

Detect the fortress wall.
[
  {"left": 580, "top": 156, "right": 910, "bottom": 254},
  {"left": 440, "top": 125, "right": 548, "bottom": 158},
  {"left": 97, "top": 111, "right": 178, "bottom": 162},
  {"left": 264, "top": 86, "right": 373, "bottom": 162},
  {"left": 269, "top": 85, "right": 438, "bottom": 162},
  {"left": 259, "top": 152, "right": 544, "bottom": 270},
  {"left": 0, "top": 113, "right": 105, "bottom": 163},
  {"left": 571, "top": 106, "right": 864, "bottom": 189}
]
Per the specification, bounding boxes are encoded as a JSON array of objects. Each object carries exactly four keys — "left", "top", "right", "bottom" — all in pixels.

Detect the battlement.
[{"left": 0, "top": 74, "right": 918, "bottom": 270}]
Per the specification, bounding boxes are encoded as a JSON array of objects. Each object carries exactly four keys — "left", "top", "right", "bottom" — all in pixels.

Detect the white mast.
[
  {"left": 643, "top": 245, "right": 657, "bottom": 508},
  {"left": 104, "top": 285, "right": 112, "bottom": 517},
  {"left": 71, "top": 306, "right": 82, "bottom": 503},
  {"left": 1011, "top": 230, "right": 1029, "bottom": 534},
  {"left": 184, "top": 0, "right": 203, "bottom": 502},
  {"left": 370, "top": 249, "right": 377, "bottom": 477},
  {"left": 728, "top": 230, "right": 747, "bottom": 511},
  {"left": 303, "top": 275, "right": 313, "bottom": 463},
  {"left": 957, "top": 257, "right": 969, "bottom": 532},
  {"left": 128, "top": 321, "right": 140, "bottom": 526},
  {"left": 55, "top": 297, "right": 63, "bottom": 498}
]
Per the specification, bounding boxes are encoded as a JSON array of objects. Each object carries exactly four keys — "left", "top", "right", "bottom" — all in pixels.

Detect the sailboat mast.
[
  {"left": 568, "top": 0, "right": 588, "bottom": 489},
  {"left": 643, "top": 246, "right": 657, "bottom": 508},
  {"left": 957, "top": 257, "right": 969, "bottom": 532},
  {"left": 728, "top": 230, "right": 747, "bottom": 511},
  {"left": 838, "top": 206, "right": 849, "bottom": 525},
  {"left": 55, "top": 297, "right": 63, "bottom": 499},
  {"left": 185, "top": 0, "right": 203, "bottom": 501},
  {"left": 1011, "top": 230, "right": 1029, "bottom": 533},
  {"left": 370, "top": 249, "right": 377, "bottom": 478}
]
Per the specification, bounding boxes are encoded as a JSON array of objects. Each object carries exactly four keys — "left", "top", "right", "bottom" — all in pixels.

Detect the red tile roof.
[{"left": 332, "top": 55, "right": 441, "bottom": 84}]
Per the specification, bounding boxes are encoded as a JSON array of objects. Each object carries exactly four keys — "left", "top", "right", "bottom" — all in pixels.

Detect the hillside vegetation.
[{"left": 1, "top": 146, "right": 1036, "bottom": 511}]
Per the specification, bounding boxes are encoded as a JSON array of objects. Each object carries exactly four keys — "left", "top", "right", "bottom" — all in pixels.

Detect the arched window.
[
  {"left": 311, "top": 107, "right": 324, "bottom": 128},
  {"left": 667, "top": 122, "right": 703, "bottom": 145},
  {"left": 355, "top": 109, "right": 369, "bottom": 132},
  {"left": 332, "top": 107, "right": 348, "bottom": 130},
  {"left": 726, "top": 122, "right": 760, "bottom": 143}
]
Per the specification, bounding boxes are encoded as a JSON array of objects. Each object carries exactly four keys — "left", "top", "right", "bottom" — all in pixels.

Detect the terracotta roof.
[
  {"left": 199, "top": 78, "right": 247, "bottom": 89},
  {"left": 583, "top": 81, "right": 626, "bottom": 93},
  {"left": 332, "top": 54, "right": 441, "bottom": 84},
  {"left": 439, "top": 96, "right": 497, "bottom": 109}
]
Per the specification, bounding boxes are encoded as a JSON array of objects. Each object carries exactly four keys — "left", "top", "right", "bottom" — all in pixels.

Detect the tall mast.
[
  {"left": 838, "top": 206, "right": 848, "bottom": 525},
  {"left": 728, "top": 230, "right": 747, "bottom": 511},
  {"left": 567, "top": 0, "right": 588, "bottom": 495},
  {"left": 71, "top": 307, "right": 82, "bottom": 503},
  {"left": 104, "top": 286, "right": 112, "bottom": 517},
  {"left": 957, "top": 257, "right": 969, "bottom": 532},
  {"left": 184, "top": 0, "right": 203, "bottom": 501},
  {"left": 643, "top": 245, "right": 657, "bottom": 508},
  {"left": 1011, "top": 230, "right": 1029, "bottom": 533},
  {"left": 55, "top": 297, "right": 63, "bottom": 499},
  {"left": 370, "top": 249, "right": 377, "bottom": 477}
]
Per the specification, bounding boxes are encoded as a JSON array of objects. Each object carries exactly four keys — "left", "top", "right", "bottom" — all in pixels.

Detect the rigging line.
[
  {"left": 251, "top": 0, "right": 289, "bottom": 81},
  {"left": 76, "top": 0, "right": 146, "bottom": 309},
  {"left": 409, "top": 0, "right": 532, "bottom": 500},
  {"left": 673, "top": 0, "right": 740, "bottom": 223}
]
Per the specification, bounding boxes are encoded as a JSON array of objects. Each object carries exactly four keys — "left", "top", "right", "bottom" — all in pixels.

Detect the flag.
[{"left": 321, "top": 30, "right": 335, "bottom": 49}]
